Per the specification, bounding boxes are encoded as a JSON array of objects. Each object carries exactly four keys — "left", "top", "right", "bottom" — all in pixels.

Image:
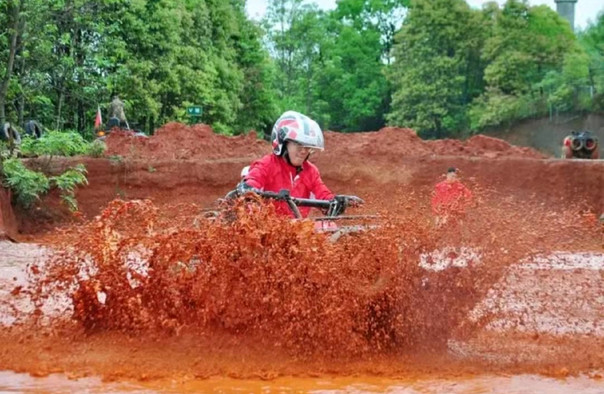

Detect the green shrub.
[
  {"left": 50, "top": 164, "right": 88, "bottom": 211},
  {"left": 20, "top": 131, "right": 92, "bottom": 157},
  {"left": 87, "top": 140, "right": 107, "bottom": 158},
  {"left": 1, "top": 158, "right": 50, "bottom": 208}
]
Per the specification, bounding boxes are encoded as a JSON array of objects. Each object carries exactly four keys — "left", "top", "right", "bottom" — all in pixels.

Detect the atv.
[
  {"left": 203, "top": 188, "right": 379, "bottom": 242},
  {"left": 562, "top": 130, "right": 600, "bottom": 159},
  {"left": 1, "top": 123, "right": 22, "bottom": 158},
  {"left": 96, "top": 117, "right": 147, "bottom": 141}
]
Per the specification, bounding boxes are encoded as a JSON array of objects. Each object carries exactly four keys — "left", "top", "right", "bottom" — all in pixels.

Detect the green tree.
[
  {"left": 263, "top": 0, "right": 409, "bottom": 132},
  {"left": 387, "top": 0, "right": 486, "bottom": 137},
  {"left": 579, "top": 12, "right": 604, "bottom": 110},
  {"left": 468, "top": 0, "right": 577, "bottom": 129},
  {"left": 0, "top": 0, "right": 26, "bottom": 126}
]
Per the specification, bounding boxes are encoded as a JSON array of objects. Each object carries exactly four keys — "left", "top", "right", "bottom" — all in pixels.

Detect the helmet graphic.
[{"left": 270, "top": 111, "right": 324, "bottom": 156}]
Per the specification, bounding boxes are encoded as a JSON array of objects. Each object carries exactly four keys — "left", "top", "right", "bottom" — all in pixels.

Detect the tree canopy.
[{"left": 1, "top": 0, "right": 602, "bottom": 138}]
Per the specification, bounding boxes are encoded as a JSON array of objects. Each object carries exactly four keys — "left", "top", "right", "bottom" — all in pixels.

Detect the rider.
[{"left": 237, "top": 110, "right": 350, "bottom": 218}]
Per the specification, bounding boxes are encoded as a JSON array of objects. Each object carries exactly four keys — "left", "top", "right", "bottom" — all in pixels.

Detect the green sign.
[{"left": 186, "top": 106, "right": 203, "bottom": 116}]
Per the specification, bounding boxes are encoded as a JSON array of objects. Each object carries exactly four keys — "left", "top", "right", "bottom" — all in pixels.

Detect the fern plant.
[
  {"left": 50, "top": 164, "right": 89, "bottom": 211},
  {"left": 1, "top": 158, "right": 50, "bottom": 208}
]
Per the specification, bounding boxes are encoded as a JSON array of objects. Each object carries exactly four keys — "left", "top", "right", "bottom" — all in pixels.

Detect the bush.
[
  {"left": 1, "top": 158, "right": 89, "bottom": 211},
  {"left": 50, "top": 164, "right": 88, "bottom": 211},
  {"left": 1, "top": 130, "right": 93, "bottom": 211},
  {"left": 1, "top": 158, "right": 50, "bottom": 208},
  {"left": 87, "top": 140, "right": 107, "bottom": 158}
]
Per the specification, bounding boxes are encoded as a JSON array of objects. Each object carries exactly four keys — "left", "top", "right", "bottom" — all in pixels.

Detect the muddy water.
[
  {"left": 0, "top": 194, "right": 602, "bottom": 391},
  {"left": 0, "top": 370, "right": 602, "bottom": 392}
]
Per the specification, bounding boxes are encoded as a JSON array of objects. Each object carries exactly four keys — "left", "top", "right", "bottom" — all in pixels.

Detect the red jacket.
[
  {"left": 245, "top": 154, "right": 334, "bottom": 218},
  {"left": 431, "top": 180, "right": 472, "bottom": 216}
]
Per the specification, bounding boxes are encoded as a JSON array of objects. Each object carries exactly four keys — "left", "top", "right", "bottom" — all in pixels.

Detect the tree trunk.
[
  {"left": 56, "top": 91, "right": 64, "bottom": 130},
  {"left": 0, "top": 0, "right": 24, "bottom": 126},
  {"left": 16, "top": 48, "right": 26, "bottom": 127},
  {"left": 17, "top": 95, "right": 25, "bottom": 127}
]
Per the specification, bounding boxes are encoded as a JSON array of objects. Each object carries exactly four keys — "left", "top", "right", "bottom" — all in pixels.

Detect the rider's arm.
[
  {"left": 309, "top": 167, "right": 334, "bottom": 200},
  {"left": 244, "top": 158, "right": 270, "bottom": 190}
]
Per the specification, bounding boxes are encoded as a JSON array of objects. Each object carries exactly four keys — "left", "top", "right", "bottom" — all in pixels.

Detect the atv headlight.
[
  {"left": 570, "top": 137, "right": 584, "bottom": 151},
  {"left": 585, "top": 138, "right": 596, "bottom": 151}
]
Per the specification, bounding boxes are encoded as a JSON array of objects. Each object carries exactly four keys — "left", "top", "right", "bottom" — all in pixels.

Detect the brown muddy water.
[
  {"left": 0, "top": 195, "right": 603, "bottom": 392},
  {"left": 0, "top": 370, "right": 602, "bottom": 392}
]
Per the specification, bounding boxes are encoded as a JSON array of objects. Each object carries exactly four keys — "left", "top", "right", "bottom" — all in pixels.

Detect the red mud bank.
[
  {"left": 8, "top": 123, "right": 604, "bottom": 234},
  {"left": 105, "top": 122, "right": 268, "bottom": 160},
  {"left": 105, "top": 123, "right": 546, "bottom": 161},
  {"left": 0, "top": 188, "right": 17, "bottom": 240}
]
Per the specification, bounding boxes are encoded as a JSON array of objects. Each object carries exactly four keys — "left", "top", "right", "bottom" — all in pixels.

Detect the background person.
[{"left": 431, "top": 167, "right": 473, "bottom": 228}]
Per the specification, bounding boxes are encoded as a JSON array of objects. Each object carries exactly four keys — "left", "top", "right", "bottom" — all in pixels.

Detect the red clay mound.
[
  {"left": 324, "top": 127, "right": 433, "bottom": 157},
  {"left": 326, "top": 128, "right": 546, "bottom": 159},
  {"left": 428, "top": 135, "right": 545, "bottom": 159},
  {"left": 104, "top": 123, "right": 267, "bottom": 161},
  {"left": 104, "top": 123, "right": 545, "bottom": 161}
]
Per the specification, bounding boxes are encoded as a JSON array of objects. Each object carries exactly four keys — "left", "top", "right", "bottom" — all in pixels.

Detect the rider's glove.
[
  {"left": 326, "top": 195, "right": 364, "bottom": 216},
  {"left": 222, "top": 181, "right": 259, "bottom": 202},
  {"left": 341, "top": 195, "right": 364, "bottom": 208},
  {"left": 230, "top": 181, "right": 260, "bottom": 197}
]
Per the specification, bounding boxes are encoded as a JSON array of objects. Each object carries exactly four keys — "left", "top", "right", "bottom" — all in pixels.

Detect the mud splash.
[{"left": 1, "top": 185, "right": 602, "bottom": 383}]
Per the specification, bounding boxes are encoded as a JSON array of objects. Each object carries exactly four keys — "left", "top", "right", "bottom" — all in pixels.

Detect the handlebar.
[{"left": 231, "top": 187, "right": 363, "bottom": 219}]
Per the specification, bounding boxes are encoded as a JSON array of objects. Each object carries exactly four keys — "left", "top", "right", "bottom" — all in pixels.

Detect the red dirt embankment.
[
  {"left": 4, "top": 122, "right": 602, "bottom": 236},
  {"left": 104, "top": 124, "right": 546, "bottom": 161},
  {"left": 0, "top": 188, "right": 17, "bottom": 240},
  {"left": 105, "top": 122, "right": 267, "bottom": 161},
  {"left": 94, "top": 123, "right": 598, "bottom": 215}
]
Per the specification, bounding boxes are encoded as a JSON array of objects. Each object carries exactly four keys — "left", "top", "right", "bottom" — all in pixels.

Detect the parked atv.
[
  {"left": 0, "top": 123, "right": 22, "bottom": 157},
  {"left": 562, "top": 130, "right": 600, "bottom": 159},
  {"left": 96, "top": 117, "right": 147, "bottom": 140}
]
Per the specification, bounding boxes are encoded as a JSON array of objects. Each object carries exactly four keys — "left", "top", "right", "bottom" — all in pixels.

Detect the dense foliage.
[
  {"left": 0, "top": 0, "right": 602, "bottom": 138},
  {"left": 0, "top": 131, "right": 94, "bottom": 210}
]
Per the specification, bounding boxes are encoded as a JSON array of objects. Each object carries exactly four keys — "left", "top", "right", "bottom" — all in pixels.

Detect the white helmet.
[{"left": 270, "top": 111, "right": 324, "bottom": 156}]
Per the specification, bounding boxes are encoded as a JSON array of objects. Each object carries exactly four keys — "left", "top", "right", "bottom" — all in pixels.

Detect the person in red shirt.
[
  {"left": 431, "top": 167, "right": 473, "bottom": 227},
  {"left": 239, "top": 110, "right": 358, "bottom": 218}
]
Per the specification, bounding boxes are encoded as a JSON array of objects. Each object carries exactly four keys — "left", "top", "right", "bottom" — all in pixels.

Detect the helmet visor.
[{"left": 289, "top": 140, "right": 318, "bottom": 155}]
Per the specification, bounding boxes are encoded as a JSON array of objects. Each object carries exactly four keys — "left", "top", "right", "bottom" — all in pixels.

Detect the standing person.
[
  {"left": 431, "top": 167, "right": 473, "bottom": 228},
  {"left": 108, "top": 95, "right": 128, "bottom": 129},
  {"left": 239, "top": 110, "right": 360, "bottom": 218}
]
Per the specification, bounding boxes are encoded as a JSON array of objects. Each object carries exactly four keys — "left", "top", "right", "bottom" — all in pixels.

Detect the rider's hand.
[
  {"left": 335, "top": 195, "right": 364, "bottom": 207},
  {"left": 235, "top": 181, "right": 262, "bottom": 196},
  {"left": 346, "top": 196, "right": 364, "bottom": 207},
  {"left": 326, "top": 195, "right": 364, "bottom": 216}
]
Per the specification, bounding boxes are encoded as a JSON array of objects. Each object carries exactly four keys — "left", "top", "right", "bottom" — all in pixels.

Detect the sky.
[{"left": 245, "top": 0, "right": 603, "bottom": 30}]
